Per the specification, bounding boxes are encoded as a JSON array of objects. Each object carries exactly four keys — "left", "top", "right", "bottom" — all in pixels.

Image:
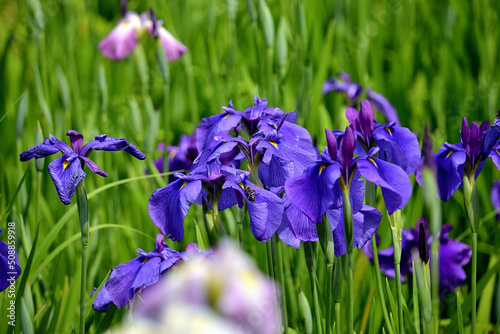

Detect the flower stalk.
[
  {"left": 341, "top": 184, "right": 354, "bottom": 333},
  {"left": 389, "top": 210, "right": 404, "bottom": 334},
  {"left": 304, "top": 242, "right": 323, "bottom": 334},
  {"left": 76, "top": 182, "right": 89, "bottom": 334},
  {"left": 317, "top": 214, "right": 334, "bottom": 334}
]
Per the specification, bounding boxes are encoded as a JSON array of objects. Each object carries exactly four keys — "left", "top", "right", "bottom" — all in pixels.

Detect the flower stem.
[
  {"left": 305, "top": 242, "right": 323, "bottom": 334},
  {"left": 394, "top": 261, "right": 404, "bottom": 334},
  {"left": 371, "top": 236, "right": 395, "bottom": 334},
  {"left": 389, "top": 211, "right": 404, "bottom": 334},
  {"left": 471, "top": 232, "right": 477, "bottom": 334},
  {"left": 341, "top": 183, "right": 354, "bottom": 333},
  {"left": 76, "top": 183, "right": 89, "bottom": 334},
  {"left": 317, "top": 214, "right": 334, "bottom": 334},
  {"left": 335, "top": 301, "right": 341, "bottom": 334},
  {"left": 346, "top": 251, "right": 354, "bottom": 333}
]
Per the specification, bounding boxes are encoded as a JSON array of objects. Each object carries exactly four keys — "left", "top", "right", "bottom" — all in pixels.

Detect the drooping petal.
[
  {"left": 92, "top": 285, "right": 113, "bottom": 312},
  {"left": 80, "top": 156, "right": 109, "bottom": 177},
  {"left": 366, "top": 89, "right": 401, "bottom": 126},
  {"left": 329, "top": 205, "right": 381, "bottom": 256},
  {"left": 148, "top": 179, "right": 203, "bottom": 241},
  {"left": 257, "top": 155, "right": 294, "bottom": 188},
  {"left": 98, "top": 12, "right": 142, "bottom": 61},
  {"left": 196, "top": 112, "right": 242, "bottom": 152},
  {"left": 80, "top": 134, "right": 146, "bottom": 160},
  {"left": 373, "top": 125, "right": 421, "bottom": 175},
  {"left": 105, "top": 257, "right": 144, "bottom": 308},
  {"left": 155, "top": 26, "right": 188, "bottom": 62},
  {"left": 47, "top": 156, "right": 86, "bottom": 205},
  {"left": 277, "top": 194, "right": 319, "bottom": 248},
  {"left": 20, "top": 134, "right": 73, "bottom": 161},
  {"left": 481, "top": 125, "right": 500, "bottom": 158},
  {"left": 356, "top": 157, "right": 411, "bottom": 214},
  {"left": 438, "top": 227, "right": 471, "bottom": 294},
  {"left": 285, "top": 162, "right": 341, "bottom": 223},
  {"left": 491, "top": 180, "right": 500, "bottom": 220},
  {"left": 434, "top": 147, "right": 467, "bottom": 201}
]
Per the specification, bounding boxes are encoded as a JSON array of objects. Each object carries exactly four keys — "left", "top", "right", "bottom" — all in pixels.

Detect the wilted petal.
[
  {"left": 47, "top": 156, "right": 86, "bottom": 205},
  {"left": 98, "top": 12, "right": 142, "bottom": 61},
  {"left": 356, "top": 157, "right": 411, "bottom": 214},
  {"left": 81, "top": 134, "right": 146, "bottom": 160},
  {"left": 148, "top": 179, "right": 203, "bottom": 241}
]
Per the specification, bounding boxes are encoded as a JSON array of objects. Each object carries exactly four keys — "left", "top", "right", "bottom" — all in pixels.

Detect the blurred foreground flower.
[
  {"left": 365, "top": 218, "right": 472, "bottom": 295},
  {"left": 491, "top": 180, "right": 500, "bottom": 220},
  {"left": 99, "top": 2, "right": 187, "bottom": 61},
  {"left": 110, "top": 241, "right": 279, "bottom": 334},
  {"left": 0, "top": 228, "right": 21, "bottom": 291},
  {"left": 93, "top": 236, "right": 211, "bottom": 311},
  {"left": 20, "top": 130, "right": 145, "bottom": 204}
]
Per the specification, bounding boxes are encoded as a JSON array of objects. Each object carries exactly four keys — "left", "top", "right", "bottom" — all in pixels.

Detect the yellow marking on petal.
[
  {"left": 272, "top": 123, "right": 277, "bottom": 129},
  {"left": 63, "top": 160, "right": 71, "bottom": 170},
  {"left": 496, "top": 149, "right": 500, "bottom": 156},
  {"left": 319, "top": 163, "right": 327, "bottom": 175},
  {"left": 180, "top": 181, "right": 189, "bottom": 189},
  {"left": 223, "top": 113, "right": 230, "bottom": 119},
  {"left": 142, "top": 258, "right": 149, "bottom": 264},
  {"left": 238, "top": 182, "right": 245, "bottom": 189},
  {"left": 385, "top": 127, "right": 392, "bottom": 136},
  {"left": 169, "top": 150, "right": 177, "bottom": 159},
  {"left": 269, "top": 141, "right": 278, "bottom": 149},
  {"left": 369, "top": 158, "right": 378, "bottom": 167},
  {"left": 446, "top": 150, "right": 454, "bottom": 158}
]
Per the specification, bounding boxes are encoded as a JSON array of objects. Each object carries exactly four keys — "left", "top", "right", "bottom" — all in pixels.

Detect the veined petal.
[
  {"left": 277, "top": 194, "right": 319, "bottom": 248},
  {"left": 258, "top": 155, "right": 294, "bottom": 188},
  {"left": 99, "top": 12, "right": 142, "bottom": 61},
  {"left": 148, "top": 179, "right": 203, "bottom": 241},
  {"left": 435, "top": 148, "right": 467, "bottom": 201},
  {"left": 92, "top": 285, "right": 113, "bottom": 312},
  {"left": 196, "top": 112, "right": 242, "bottom": 152},
  {"left": 47, "top": 156, "right": 86, "bottom": 205},
  {"left": 105, "top": 257, "right": 143, "bottom": 308},
  {"left": 80, "top": 135, "right": 146, "bottom": 160},
  {"left": 66, "top": 130, "right": 84, "bottom": 153},
  {"left": 356, "top": 157, "right": 411, "bottom": 214},
  {"left": 285, "top": 163, "right": 341, "bottom": 223}
]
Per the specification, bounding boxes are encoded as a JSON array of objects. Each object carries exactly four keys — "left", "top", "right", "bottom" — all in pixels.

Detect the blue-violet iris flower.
[
  {"left": 20, "top": 130, "right": 146, "bottom": 204},
  {"left": 148, "top": 146, "right": 283, "bottom": 242},
  {"left": 323, "top": 72, "right": 363, "bottom": 106},
  {"left": 93, "top": 235, "right": 212, "bottom": 311},
  {"left": 366, "top": 219, "right": 472, "bottom": 295},
  {"left": 0, "top": 228, "right": 22, "bottom": 292}
]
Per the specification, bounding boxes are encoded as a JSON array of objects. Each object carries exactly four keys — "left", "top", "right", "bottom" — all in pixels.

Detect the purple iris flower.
[
  {"left": 323, "top": 72, "right": 363, "bottom": 106},
  {"left": 195, "top": 97, "right": 311, "bottom": 152},
  {"left": 367, "top": 219, "right": 472, "bottom": 295},
  {"left": 278, "top": 176, "right": 382, "bottom": 256},
  {"left": 366, "top": 88, "right": 401, "bottom": 126},
  {"left": 420, "top": 116, "right": 491, "bottom": 202},
  {"left": 0, "top": 229, "right": 21, "bottom": 292},
  {"left": 286, "top": 126, "right": 412, "bottom": 221},
  {"left": 93, "top": 235, "right": 211, "bottom": 312},
  {"left": 99, "top": 4, "right": 187, "bottom": 61},
  {"left": 344, "top": 100, "right": 420, "bottom": 176},
  {"left": 20, "top": 130, "right": 146, "bottom": 205},
  {"left": 148, "top": 146, "right": 284, "bottom": 242}
]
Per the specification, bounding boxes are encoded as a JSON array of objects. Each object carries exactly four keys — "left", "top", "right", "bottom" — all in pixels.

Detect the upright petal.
[
  {"left": 285, "top": 163, "right": 341, "bottom": 223},
  {"left": 148, "top": 179, "right": 203, "bottom": 241},
  {"left": 66, "top": 130, "right": 84, "bottom": 154},
  {"left": 80, "top": 134, "right": 146, "bottom": 160},
  {"left": 356, "top": 157, "right": 411, "bottom": 214},
  {"left": 98, "top": 12, "right": 142, "bottom": 61},
  {"left": 196, "top": 112, "right": 242, "bottom": 152},
  {"left": 47, "top": 156, "right": 86, "bottom": 205},
  {"left": 358, "top": 100, "right": 375, "bottom": 140},
  {"left": 340, "top": 126, "right": 356, "bottom": 169}
]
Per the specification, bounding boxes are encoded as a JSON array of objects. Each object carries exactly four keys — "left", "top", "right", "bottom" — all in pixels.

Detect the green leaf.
[{"left": 0, "top": 166, "right": 30, "bottom": 225}]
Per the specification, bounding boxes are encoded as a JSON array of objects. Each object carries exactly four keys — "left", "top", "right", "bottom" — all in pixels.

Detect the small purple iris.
[
  {"left": 420, "top": 116, "right": 492, "bottom": 201},
  {"left": 148, "top": 146, "right": 284, "bottom": 242},
  {"left": 323, "top": 72, "right": 363, "bottom": 106},
  {"left": 93, "top": 235, "right": 212, "bottom": 312},
  {"left": 366, "top": 218, "right": 472, "bottom": 295},
  {"left": 20, "top": 130, "right": 146, "bottom": 205},
  {"left": 0, "top": 228, "right": 21, "bottom": 292}
]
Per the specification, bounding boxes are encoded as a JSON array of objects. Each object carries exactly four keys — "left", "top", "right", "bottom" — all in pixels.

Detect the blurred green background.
[{"left": 1, "top": 0, "right": 499, "bottom": 333}]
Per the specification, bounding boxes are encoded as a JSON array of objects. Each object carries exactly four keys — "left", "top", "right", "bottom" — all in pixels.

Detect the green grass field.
[{"left": 1, "top": 0, "right": 500, "bottom": 333}]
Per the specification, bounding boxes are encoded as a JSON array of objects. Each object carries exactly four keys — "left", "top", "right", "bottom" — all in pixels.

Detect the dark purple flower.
[
  {"left": 93, "top": 235, "right": 210, "bottom": 312},
  {"left": 345, "top": 100, "right": 421, "bottom": 176},
  {"left": 368, "top": 219, "right": 472, "bottom": 295},
  {"left": 0, "top": 228, "right": 21, "bottom": 292},
  {"left": 366, "top": 88, "right": 401, "bottom": 126},
  {"left": 148, "top": 147, "right": 283, "bottom": 242},
  {"left": 419, "top": 117, "right": 490, "bottom": 201},
  {"left": 323, "top": 72, "right": 362, "bottom": 106},
  {"left": 20, "top": 130, "right": 146, "bottom": 204}
]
